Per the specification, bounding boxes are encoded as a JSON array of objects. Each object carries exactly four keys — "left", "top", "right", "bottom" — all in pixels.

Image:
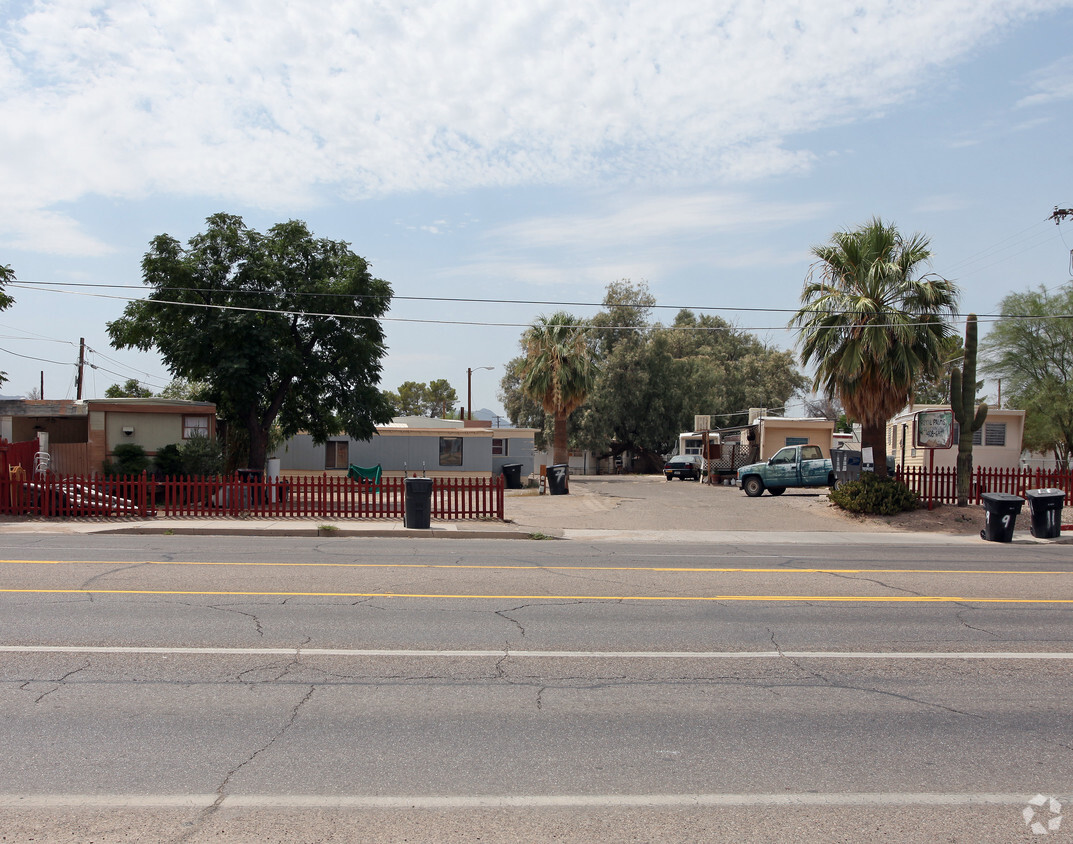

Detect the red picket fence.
[
  {"left": 895, "top": 466, "right": 1073, "bottom": 506},
  {"left": 0, "top": 472, "right": 505, "bottom": 521}
]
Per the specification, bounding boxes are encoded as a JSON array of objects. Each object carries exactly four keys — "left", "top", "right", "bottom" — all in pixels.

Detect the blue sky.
[{"left": 2, "top": 0, "right": 1072, "bottom": 419}]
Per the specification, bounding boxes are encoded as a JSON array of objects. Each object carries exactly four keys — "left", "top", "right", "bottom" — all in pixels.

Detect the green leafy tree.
[
  {"left": 390, "top": 381, "right": 429, "bottom": 416},
  {"left": 520, "top": 312, "right": 596, "bottom": 465},
  {"left": 159, "top": 378, "right": 211, "bottom": 400},
  {"left": 107, "top": 213, "right": 394, "bottom": 471},
  {"left": 912, "top": 333, "right": 966, "bottom": 405},
  {"left": 981, "top": 283, "right": 1073, "bottom": 468},
  {"left": 105, "top": 378, "right": 154, "bottom": 398},
  {"left": 0, "top": 264, "right": 15, "bottom": 387},
  {"left": 424, "top": 378, "right": 459, "bottom": 417},
  {"left": 791, "top": 218, "right": 959, "bottom": 477}
]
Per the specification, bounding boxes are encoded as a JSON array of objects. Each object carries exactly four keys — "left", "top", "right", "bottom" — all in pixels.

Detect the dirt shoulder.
[{"left": 506, "top": 475, "right": 987, "bottom": 536}]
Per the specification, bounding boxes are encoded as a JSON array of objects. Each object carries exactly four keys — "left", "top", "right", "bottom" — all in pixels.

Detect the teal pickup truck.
[{"left": 737, "top": 444, "right": 835, "bottom": 497}]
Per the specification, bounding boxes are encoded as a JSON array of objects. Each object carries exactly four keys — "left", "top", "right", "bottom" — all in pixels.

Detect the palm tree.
[
  {"left": 791, "top": 218, "right": 959, "bottom": 478},
  {"left": 520, "top": 312, "right": 595, "bottom": 466}
]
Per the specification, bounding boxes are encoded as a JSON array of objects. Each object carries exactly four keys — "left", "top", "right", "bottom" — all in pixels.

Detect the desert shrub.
[
  {"left": 103, "top": 443, "right": 150, "bottom": 476},
  {"left": 830, "top": 472, "right": 921, "bottom": 515},
  {"left": 180, "top": 434, "right": 223, "bottom": 477},
  {"left": 153, "top": 443, "right": 184, "bottom": 477}
]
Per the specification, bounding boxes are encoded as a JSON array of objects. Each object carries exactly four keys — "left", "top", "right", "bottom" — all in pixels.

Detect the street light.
[{"left": 467, "top": 366, "right": 495, "bottom": 420}]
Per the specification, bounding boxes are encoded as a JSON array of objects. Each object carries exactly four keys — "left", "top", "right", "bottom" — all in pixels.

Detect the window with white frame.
[
  {"left": 492, "top": 438, "right": 507, "bottom": 456},
  {"left": 182, "top": 415, "right": 210, "bottom": 439},
  {"left": 983, "top": 422, "right": 1006, "bottom": 447},
  {"left": 684, "top": 438, "right": 704, "bottom": 455}
]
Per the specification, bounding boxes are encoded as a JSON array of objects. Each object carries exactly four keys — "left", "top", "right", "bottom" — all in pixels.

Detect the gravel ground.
[{"left": 505, "top": 474, "right": 987, "bottom": 536}]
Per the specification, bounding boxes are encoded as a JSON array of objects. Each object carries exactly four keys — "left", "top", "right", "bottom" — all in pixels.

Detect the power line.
[
  {"left": 11, "top": 281, "right": 1073, "bottom": 333},
  {"left": 8, "top": 277, "right": 1068, "bottom": 321}
]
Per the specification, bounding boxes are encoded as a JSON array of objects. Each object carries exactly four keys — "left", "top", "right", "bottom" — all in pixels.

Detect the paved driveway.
[{"left": 505, "top": 474, "right": 890, "bottom": 536}]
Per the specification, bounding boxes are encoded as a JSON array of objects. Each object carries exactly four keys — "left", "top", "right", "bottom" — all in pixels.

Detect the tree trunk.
[
  {"left": 552, "top": 411, "right": 569, "bottom": 465},
  {"left": 247, "top": 418, "right": 270, "bottom": 472},
  {"left": 862, "top": 420, "right": 888, "bottom": 479}
]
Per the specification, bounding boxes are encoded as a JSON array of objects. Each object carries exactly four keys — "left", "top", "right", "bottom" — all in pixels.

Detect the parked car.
[
  {"left": 737, "top": 444, "right": 834, "bottom": 497},
  {"left": 664, "top": 455, "right": 701, "bottom": 481}
]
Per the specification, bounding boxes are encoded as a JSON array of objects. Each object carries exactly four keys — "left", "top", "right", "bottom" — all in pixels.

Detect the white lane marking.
[
  {"left": 0, "top": 792, "right": 1063, "bottom": 809},
  {"left": 2, "top": 645, "right": 1073, "bottom": 659}
]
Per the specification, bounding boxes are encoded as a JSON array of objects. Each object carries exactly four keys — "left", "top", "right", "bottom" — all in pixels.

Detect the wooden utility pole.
[{"left": 76, "top": 338, "right": 85, "bottom": 400}]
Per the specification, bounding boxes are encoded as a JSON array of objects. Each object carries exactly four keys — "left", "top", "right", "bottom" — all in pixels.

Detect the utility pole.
[{"left": 76, "top": 338, "right": 85, "bottom": 400}]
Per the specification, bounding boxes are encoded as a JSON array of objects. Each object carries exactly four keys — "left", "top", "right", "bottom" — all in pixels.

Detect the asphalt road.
[{"left": 1, "top": 534, "right": 1071, "bottom": 843}]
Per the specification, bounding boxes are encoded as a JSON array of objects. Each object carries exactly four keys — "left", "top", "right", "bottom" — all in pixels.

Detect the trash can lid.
[
  {"left": 1025, "top": 488, "right": 1065, "bottom": 498},
  {"left": 980, "top": 492, "right": 1025, "bottom": 504}
]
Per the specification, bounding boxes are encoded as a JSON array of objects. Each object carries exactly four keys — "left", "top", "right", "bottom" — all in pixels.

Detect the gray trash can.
[
  {"left": 404, "top": 477, "right": 434, "bottom": 528},
  {"left": 546, "top": 464, "right": 569, "bottom": 495},
  {"left": 1025, "top": 488, "right": 1065, "bottom": 539},
  {"left": 980, "top": 492, "right": 1024, "bottom": 542},
  {"left": 501, "top": 463, "right": 523, "bottom": 489},
  {"left": 831, "top": 448, "right": 862, "bottom": 487}
]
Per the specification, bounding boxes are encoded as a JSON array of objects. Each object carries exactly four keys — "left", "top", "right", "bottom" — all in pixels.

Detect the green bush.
[
  {"left": 153, "top": 443, "right": 184, "bottom": 477},
  {"left": 830, "top": 472, "right": 921, "bottom": 515},
  {"left": 180, "top": 434, "right": 223, "bottom": 477},
  {"left": 103, "top": 443, "right": 150, "bottom": 476}
]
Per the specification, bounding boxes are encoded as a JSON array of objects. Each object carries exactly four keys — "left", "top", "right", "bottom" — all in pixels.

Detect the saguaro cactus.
[{"left": 950, "top": 314, "right": 988, "bottom": 506}]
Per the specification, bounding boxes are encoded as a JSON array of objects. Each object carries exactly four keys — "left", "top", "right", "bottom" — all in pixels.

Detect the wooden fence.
[
  {"left": 895, "top": 466, "right": 1073, "bottom": 506},
  {"left": 0, "top": 472, "right": 505, "bottom": 521}
]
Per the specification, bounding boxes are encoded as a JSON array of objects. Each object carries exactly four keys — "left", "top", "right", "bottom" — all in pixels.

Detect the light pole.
[{"left": 467, "top": 366, "right": 494, "bottom": 420}]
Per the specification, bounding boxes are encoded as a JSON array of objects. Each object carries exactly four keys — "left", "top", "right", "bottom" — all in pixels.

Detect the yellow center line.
[
  {"left": 0, "top": 559, "right": 1070, "bottom": 576},
  {"left": 0, "top": 587, "right": 1072, "bottom": 602}
]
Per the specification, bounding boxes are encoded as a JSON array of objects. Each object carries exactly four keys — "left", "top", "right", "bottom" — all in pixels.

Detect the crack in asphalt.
[
  {"left": 766, "top": 628, "right": 983, "bottom": 718},
  {"left": 955, "top": 611, "right": 1002, "bottom": 638},
  {"left": 76, "top": 562, "right": 151, "bottom": 600},
  {"left": 20, "top": 661, "right": 91, "bottom": 704},
  {"left": 494, "top": 608, "right": 526, "bottom": 637},
  {"left": 206, "top": 603, "right": 265, "bottom": 637},
  {"left": 175, "top": 684, "right": 317, "bottom": 843},
  {"left": 819, "top": 570, "right": 926, "bottom": 597}
]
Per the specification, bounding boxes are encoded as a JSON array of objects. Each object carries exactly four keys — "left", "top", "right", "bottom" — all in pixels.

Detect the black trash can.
[
  {"left": 502, "top": 463, "right": 524, "bottom": 490},
  {"left": 980, "top": 492, "right": 1024, "bottom": 542},
  {"left": 546, "top": 464, "right": 569, "bottom": 496},
  {"left": 404, "top": 477, "right": 434, "bottom": 528},
  {"left": 237, "top": 468, "right": 264, "bottom": 483},
  {"left": 1025, "top": 488, "right": 1066, "bottom": 539}
]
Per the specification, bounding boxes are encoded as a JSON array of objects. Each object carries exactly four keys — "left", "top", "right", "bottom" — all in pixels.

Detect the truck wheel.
[
  {"left": 767, "top": 486, "right": 786, "bottom": 496},
  {"left": 827, "top": 473, "right": 837, "bottom": 489},
  {"left": 742, "top": 476, "right": 765, "bottom": 497}
]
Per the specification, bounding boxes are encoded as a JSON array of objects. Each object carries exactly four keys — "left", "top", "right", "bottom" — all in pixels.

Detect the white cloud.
[
  {"left": 488, "top": 193, "right": 831, "bottom": 249},
  {"left": 1017, "top": 54, "right": 1073, "bottom": 106},
  {"left": 2, "top": 0, "right": 1070, "bottom": 254}
]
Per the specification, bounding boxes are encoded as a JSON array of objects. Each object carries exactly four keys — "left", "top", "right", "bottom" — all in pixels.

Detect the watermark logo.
[{"left": 1024, "top": 795, "right": 1063, "bottom": 835}]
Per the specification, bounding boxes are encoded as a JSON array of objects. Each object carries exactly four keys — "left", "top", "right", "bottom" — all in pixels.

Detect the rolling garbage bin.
[
  {"left": 1025, "top": 488, "right": 1065, "bottom": 539},
  {"left": 546, "top": 464, "right": 569, "bottom": 496},
  {"left": 980, "top": 492, "right": 1024, "bottom": 542},
  {"left": 501, "top": 463, "right": 523, "bottom": 490},
  {"left": 404, "top": 477, "right": 434, "bottom": 529}
]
